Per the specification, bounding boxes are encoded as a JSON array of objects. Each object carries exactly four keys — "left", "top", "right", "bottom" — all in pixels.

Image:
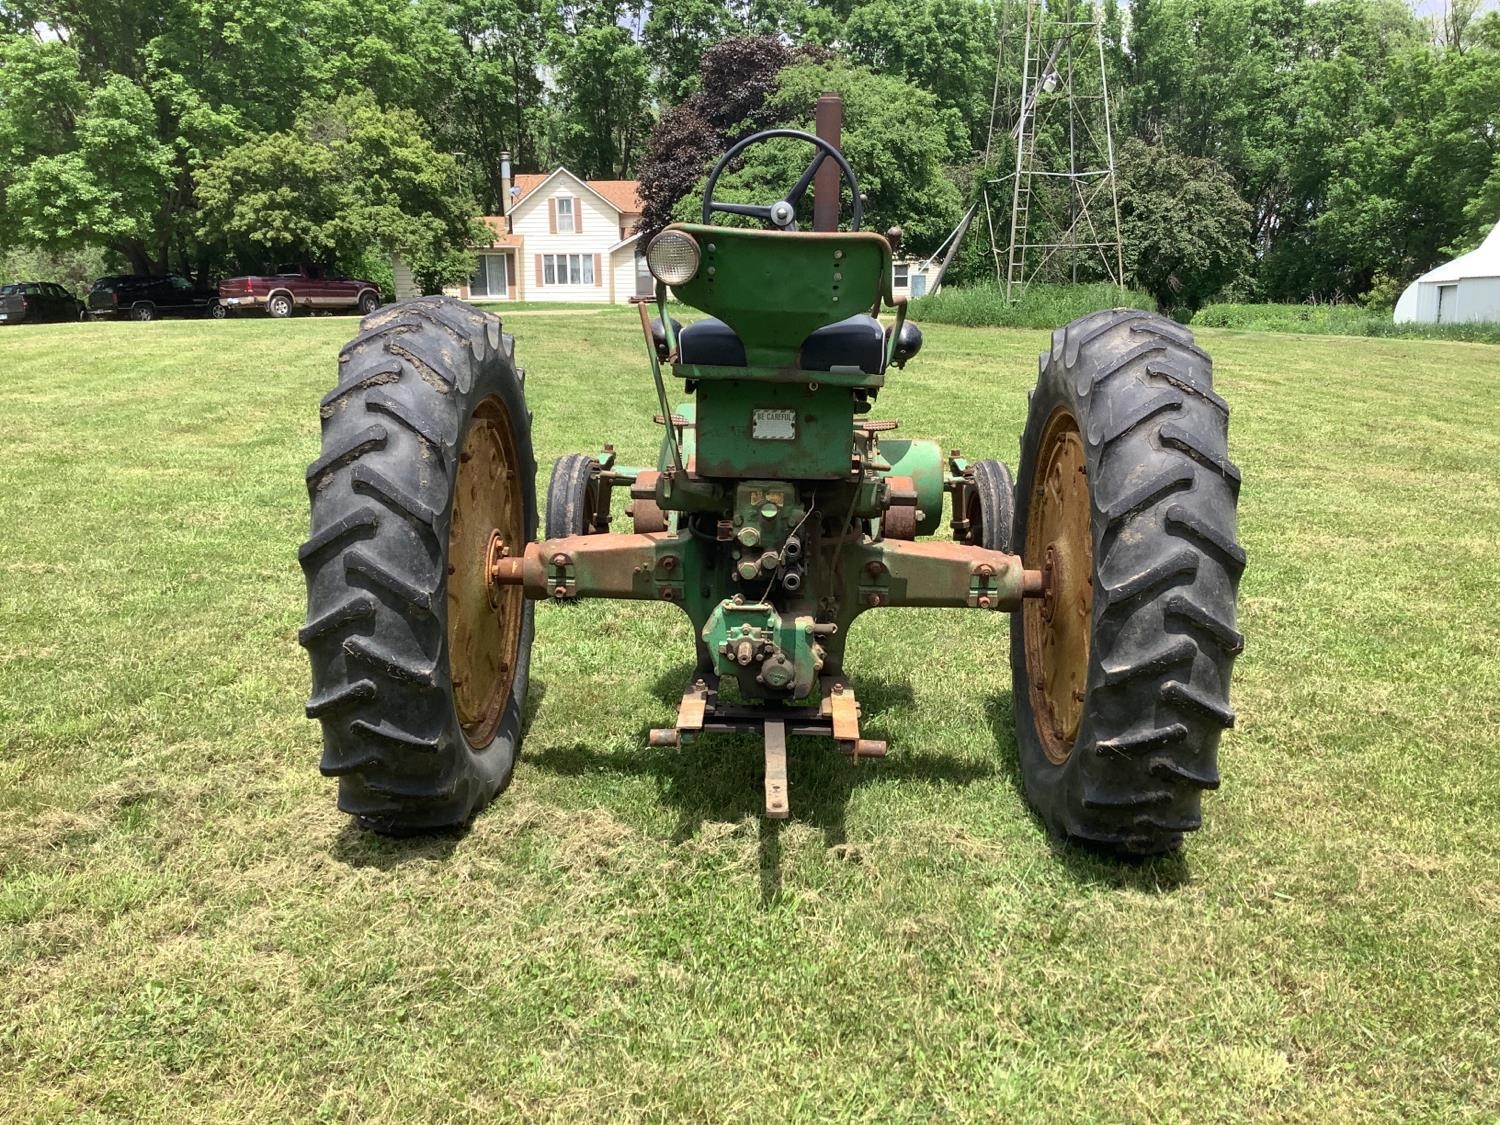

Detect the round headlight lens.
[{"left": 646, "top": 231, "right": 701, "bottom": 286}]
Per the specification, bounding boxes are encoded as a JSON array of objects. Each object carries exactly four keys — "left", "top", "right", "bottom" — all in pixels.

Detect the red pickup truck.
[{"left": 217, "top": 265, "right": 381, "bottom": 318}]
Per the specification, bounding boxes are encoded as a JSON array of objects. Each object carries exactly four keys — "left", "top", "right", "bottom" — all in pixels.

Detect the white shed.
[{"left": 1394, "top": 220, "right": 1500, "bottom": 325}]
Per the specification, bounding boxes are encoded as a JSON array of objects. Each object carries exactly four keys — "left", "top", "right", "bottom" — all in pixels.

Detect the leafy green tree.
[
  {"left": 442, "top": 0, "right": 549, "bottom": 209},
  {"left": 547, "top": 6, "right": 651, "bottom": 178},
  {"left": 1116, "top": 138, "right": 1251, "bottom": 311},
  {"left": 642, "top": 0, "right": 741, "bottom": 104},
  {"left": 196, "top": 93, "right": 483, "bottom": 285},
  {"left": 843, "top": 0, "right": 998, "bottom": 152},
  {"left": 0, "top": 42, "right": 175, "bottom": 273},
  {"left": 636, "top": 35, "right": 798, "bottom": 242}
]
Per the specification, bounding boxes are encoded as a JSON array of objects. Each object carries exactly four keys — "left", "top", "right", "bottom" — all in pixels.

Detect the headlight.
[{"left": 646, "top": 231, "right": 701, "bottom": 286}]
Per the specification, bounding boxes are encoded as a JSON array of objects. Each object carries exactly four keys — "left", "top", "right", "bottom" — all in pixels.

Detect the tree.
[
  {"left": 636, "top": 36, "right": 797, "bottom": 242},
  {"left": 0, "top": 41, "right": 175, "bottom": 274},
  {"left": 1116, "top": 138, "right": 1251, "bottom": 311},
  {"left": 843, "top": 0, "right": 998, "bottom": 153},
  {"left": 547, "top": 3, "right": 651, "bottom": 178},
  {"left": 642, "top": 0, "right": 740, "bottom": 105},
  {"left": 195, "top": 93, "right": 483, "bottom": 285},
  {"left": 440, "top": 0, "right": 549, "bottom": 209},
  {"left": 760, "top": 59, "right": 966, "bottom": 252}
]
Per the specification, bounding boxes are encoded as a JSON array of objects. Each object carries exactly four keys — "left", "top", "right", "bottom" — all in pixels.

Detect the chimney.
[{"left": 500, "top": 151, "right": 513, "bottom": 219}]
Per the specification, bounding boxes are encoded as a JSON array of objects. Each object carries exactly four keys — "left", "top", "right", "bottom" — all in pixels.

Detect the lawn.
[{"left": 2, "top": 309, "right": 1498, "bottom": 1121}]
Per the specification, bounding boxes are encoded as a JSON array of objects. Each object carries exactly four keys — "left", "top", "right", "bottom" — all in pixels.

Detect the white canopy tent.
[{"left": 1394, "top": 220, "right": 1500, "bottom": 325}]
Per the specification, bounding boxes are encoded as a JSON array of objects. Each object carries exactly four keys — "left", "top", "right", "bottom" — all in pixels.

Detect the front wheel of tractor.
[{"left": 545, "top": 452, "right": 605, "bottom": 539}]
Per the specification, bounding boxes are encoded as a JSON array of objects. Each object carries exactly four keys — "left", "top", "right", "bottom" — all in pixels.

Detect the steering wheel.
[{"left": 701, "top": 129, "right": 863, "bottom": 231}]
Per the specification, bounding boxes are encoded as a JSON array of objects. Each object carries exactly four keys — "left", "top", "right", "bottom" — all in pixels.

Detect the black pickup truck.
[
  {"left": 0, "top": 281, "right": 84, "bottom": 325},
  {"left": 86, "top": 274, "right": 223, "bottom": 321}
]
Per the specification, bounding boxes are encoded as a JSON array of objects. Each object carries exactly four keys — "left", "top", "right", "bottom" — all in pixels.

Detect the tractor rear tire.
[
  {"left": 299, "top": 296, "right": 537, "bottom": 834},
  {"left": 1010, "top": 309, "right": 1244, "bottom": 856},
  {"left": 546, "top": 453, "right": 602, "bottom": 538}
]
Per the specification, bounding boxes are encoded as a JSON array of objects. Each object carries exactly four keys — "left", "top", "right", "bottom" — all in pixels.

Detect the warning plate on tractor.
[{"left": 752, "top": 409, "right": 797, "bottom": 440}]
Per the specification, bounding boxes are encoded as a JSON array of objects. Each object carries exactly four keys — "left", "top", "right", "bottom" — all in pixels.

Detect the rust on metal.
[
  {"left": 488, "top": 554, "right": 526, "bottom": 586},
  {"left": 626, "top": 469, "right": 670, "bottom": 534},
  {"left": 446, "top": 396, "right": 525, "bottom": 748},
  {"left": 813, "top": 93, "right": 843, "bottom": 232},
  {"left": 851, "top": 538, "right": 1026, "bottom": 611},
  {"left": 830, "top": 685, "right": 860, "bottom": 743},
  {"left": 764, "top": 720, "right": 789, "bottom": 818},
  {"left": 882, "top": 474, "right": 918, "bottom": 540},
  {"left": 1023, "top": 407, "right": 1093, "bottom": 764},
  {"left": 677, "top": 683, "right": 709, "bottom": 731}
]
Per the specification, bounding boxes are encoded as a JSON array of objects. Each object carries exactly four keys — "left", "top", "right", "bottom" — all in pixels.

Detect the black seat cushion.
[
  {"left": 799, "top": 315, "right": 884, "bottom": 375},
  {"left": 678, "top": 317, "right": 746, "bottom": 367},
  {"left": 677, "top": 313, "right": 885, "bottom": 374}
]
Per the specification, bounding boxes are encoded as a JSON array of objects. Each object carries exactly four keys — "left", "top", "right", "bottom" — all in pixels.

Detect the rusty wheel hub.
[
  {"left": 447, "top": 397, "right": 524, "bottom": 748},
  {"left": 1023, "top": 408, "right": 1093, "bottom": 764}
]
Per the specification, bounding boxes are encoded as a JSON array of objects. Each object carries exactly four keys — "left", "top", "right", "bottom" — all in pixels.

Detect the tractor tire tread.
[
  {"left": 1012, "top": 310, "right": 1242, "bottom": 857},
  {"left": 300, "top": 296, "right": 535, "bottom": 834},
  {"left": 970, "top": 458, "right": 1015, "bottom": 552},
  {"left": 547, "top": 453, "right": 597, "bottom": 539}
]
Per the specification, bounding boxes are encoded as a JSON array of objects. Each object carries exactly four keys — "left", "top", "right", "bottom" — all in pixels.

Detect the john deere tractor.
[{"left": 300, "top": 125, "right": 1243, "bottom": 856}]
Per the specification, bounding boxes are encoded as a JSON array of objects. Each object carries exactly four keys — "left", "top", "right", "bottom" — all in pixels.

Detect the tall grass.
[
  {"left": 1192, "top": 302, "right": 1500, "bottom": 345},
  {"left": 909, "top": 281, "right": 1155, "bottom": 328}
]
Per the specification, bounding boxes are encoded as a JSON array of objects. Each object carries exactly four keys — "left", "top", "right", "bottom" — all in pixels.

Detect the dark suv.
[
  {"left": 87, "top": 274, "right": 223, "bottom": 321},
  {"left": 0, "top": 281, "right": 84, "bottom": 325}
]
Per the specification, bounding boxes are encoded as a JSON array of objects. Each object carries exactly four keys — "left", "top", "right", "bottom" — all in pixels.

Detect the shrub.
[
  {"left": 909, "top": 282, "right": 1155, "bottom": 329},
  {"left": 1190, "top": 303, "right": 1500, "bottom": 345}
]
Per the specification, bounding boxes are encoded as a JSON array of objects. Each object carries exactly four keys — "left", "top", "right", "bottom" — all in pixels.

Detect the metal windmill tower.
[{"left": 983, "top": 0, "right": 1126, "bottom": 302}]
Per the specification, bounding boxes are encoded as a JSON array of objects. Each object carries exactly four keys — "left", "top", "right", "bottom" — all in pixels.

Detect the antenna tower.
[{"left": 983, "top": 0, "right": 1125, "bottom": 302}]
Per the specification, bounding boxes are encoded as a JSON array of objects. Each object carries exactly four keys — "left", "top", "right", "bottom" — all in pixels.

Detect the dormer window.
[{"left": 556, "top": 196, "right": 575, "bottom": 234}]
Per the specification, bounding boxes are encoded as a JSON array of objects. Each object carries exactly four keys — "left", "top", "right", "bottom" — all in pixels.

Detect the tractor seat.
[{"left": 678, "top": 315, "right": 885, "bottom": 375}]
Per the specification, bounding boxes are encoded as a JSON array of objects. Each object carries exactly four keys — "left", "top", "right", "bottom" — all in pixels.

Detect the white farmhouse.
[
  {"left": 460, "top": 166, "right": 645, "bottom": 305},
  {"left": 1394, "top": 220, "right": 1500, "bottom": 325}
]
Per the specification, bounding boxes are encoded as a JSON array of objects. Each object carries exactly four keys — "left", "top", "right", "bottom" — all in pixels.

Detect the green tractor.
[{"left": 300, "top": 126, "right": 1243, "bottom": 856}]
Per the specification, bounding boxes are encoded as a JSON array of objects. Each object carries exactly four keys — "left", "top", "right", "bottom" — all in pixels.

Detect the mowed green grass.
[{"left": 2, "top": 309, "right": 1498, "bottom": 1122}]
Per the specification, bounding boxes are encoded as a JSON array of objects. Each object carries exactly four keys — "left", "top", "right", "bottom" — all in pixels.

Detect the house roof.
[
  {"left": 1418, "top": 219, "right": 1500, "bottom": 284},
  {"left": 513, "top": 168, "right": 642, "bottom": 215},
  {"left": 476, "top": 217, "right": 522, "bottom": 248}
]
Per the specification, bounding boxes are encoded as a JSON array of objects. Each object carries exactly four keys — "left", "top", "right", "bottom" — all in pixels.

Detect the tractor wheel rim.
[
  {"left": 1023, "top": 407, "right": 1092, "bottom": 764},
  {"left": 447, "top": 396, "right": 524, "bottom": 748}
]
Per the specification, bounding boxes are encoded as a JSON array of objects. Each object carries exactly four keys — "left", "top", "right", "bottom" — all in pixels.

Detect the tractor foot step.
[{"left": 764, "top": 720, "right": 789, "bottom": 819}]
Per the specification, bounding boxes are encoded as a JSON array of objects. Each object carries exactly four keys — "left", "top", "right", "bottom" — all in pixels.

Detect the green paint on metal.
[
  {"left": 879, "top": 438, "right": 945, "bottom": 536},
  {"left": 694, "top": 379, "right": 856, "bottom": 480},
  {"left": 669, "top": 224, "right": 891, "bottom": 369},
  {"left": 702, "top": 600, "right": 824, "bottom": 699}
]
